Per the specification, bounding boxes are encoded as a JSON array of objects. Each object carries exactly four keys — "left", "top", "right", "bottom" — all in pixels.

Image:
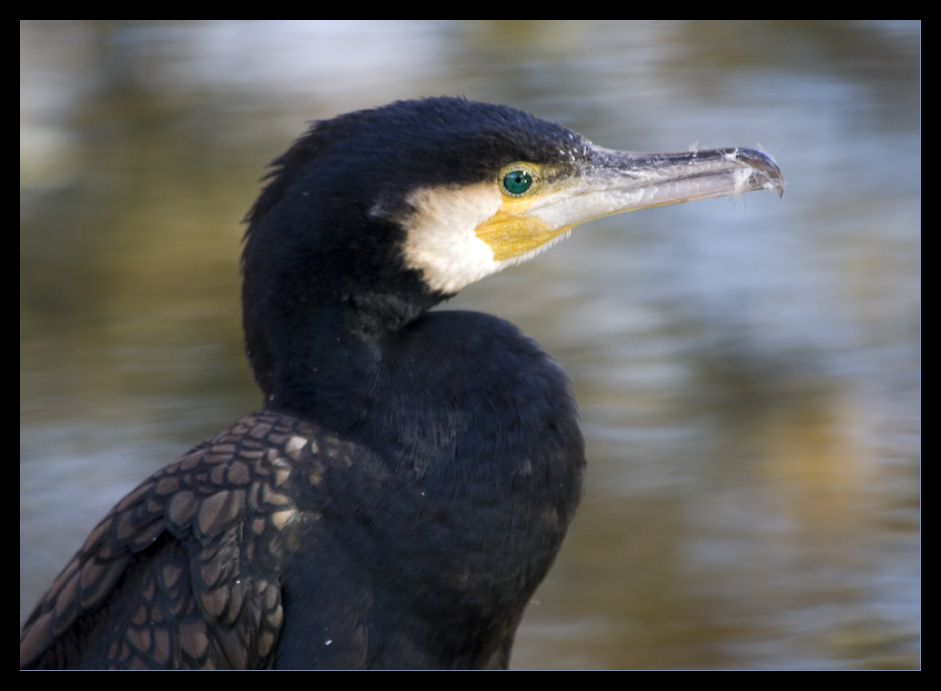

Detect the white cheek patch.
[{"left": 399, "top": 183, "right": 506, "bottom": 294}]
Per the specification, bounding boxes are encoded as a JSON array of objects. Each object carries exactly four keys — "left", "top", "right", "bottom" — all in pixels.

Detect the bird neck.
[{"left": 241, "top": 214, "right": 448, "bottom": 430}]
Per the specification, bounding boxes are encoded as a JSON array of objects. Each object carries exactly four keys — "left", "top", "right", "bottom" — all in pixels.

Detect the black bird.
[{"left": 20, "top": 97, "right": 783, "bottom": 669}]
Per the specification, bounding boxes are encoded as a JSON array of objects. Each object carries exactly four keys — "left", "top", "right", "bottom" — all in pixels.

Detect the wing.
[{"left": 20, "top": 411, "right": 317, "bottom": 670}]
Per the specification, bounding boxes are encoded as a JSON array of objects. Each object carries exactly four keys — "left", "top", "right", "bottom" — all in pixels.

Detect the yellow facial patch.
[
  {"left": 475, "top": 163, "right": 576, "bottom": 262},
  {"left": 397, "top": 163, "right": 581, "bottom": 292},
  {"left": 474, "top": 204, "right": 571, "bottom": 263}
]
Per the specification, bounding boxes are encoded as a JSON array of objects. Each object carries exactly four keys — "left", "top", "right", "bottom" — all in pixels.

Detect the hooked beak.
[
  {"left": 535, "top": 146, "right": 783, "bottom": 228},
  {"left": 478, "top": 145, "right": 783, "bottom": 264}
]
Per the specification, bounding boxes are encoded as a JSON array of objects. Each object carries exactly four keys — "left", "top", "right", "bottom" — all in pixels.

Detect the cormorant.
[{"left": 20, "top": 97, "right": 783, "bottom": 670}]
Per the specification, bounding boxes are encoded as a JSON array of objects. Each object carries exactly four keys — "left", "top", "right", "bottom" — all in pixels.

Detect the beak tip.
[{"left": 741, "top": 147, "right": 784, "bottom": 198}]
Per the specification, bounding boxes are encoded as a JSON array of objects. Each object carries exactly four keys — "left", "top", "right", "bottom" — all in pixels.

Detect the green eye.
[{"left": 502, "top": 170, "right": 533, "bottom": 195}]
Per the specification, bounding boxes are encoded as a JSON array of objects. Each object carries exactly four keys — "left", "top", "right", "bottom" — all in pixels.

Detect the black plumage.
[{"left": 21, "top": 97, "right": 782, "bottom": 669}]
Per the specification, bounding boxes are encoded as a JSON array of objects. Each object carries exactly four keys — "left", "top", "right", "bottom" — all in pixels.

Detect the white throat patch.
[{"left": 396, "top": 182, "right": 506, "bottom": 294}]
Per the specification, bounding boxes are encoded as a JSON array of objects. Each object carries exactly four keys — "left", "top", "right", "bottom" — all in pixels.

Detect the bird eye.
[{"left": 502, "top": 170, "right": 533, "bottom": 196}]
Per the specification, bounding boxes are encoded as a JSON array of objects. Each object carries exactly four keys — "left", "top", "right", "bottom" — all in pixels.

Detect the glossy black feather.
[{"left": 21, "top": 98, "right": 586, "bottom": 669}]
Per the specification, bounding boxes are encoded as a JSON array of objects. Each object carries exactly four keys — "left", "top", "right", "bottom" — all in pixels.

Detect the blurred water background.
[{"left": 20, "top": 20, "right": 919, "bottom": 669}]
